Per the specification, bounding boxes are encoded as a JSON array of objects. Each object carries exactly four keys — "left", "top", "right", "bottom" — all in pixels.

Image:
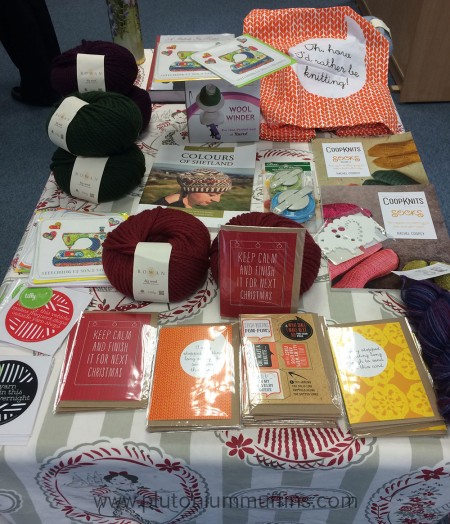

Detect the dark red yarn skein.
[
  {"left": 127, "top": 84, "right": 152, "bottom": 131},
  {"left": 102, "top": 208, "right": 211, "bottom": 303},
  {"left": 51, "top": 40, "right": 138, "bottom": 96},
  {"left": 210, "top": 212, "right": 322, "bottom": 295}
]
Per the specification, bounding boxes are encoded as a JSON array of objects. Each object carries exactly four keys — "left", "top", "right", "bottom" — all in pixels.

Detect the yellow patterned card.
[{"left": 326, "top": 318, "right": 443, "bottom": 431}]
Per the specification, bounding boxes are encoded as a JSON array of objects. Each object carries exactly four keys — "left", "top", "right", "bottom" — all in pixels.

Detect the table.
[{"left": 1, "top": 102, "right": 450, "bottom": 524}]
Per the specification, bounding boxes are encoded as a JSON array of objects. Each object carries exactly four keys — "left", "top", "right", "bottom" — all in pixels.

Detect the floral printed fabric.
[{"left": 243, "top": 7, "right": 402, "bottom": 141}]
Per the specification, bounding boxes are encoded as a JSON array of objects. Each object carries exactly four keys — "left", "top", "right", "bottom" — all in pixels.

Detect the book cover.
[
  {"left": 147, "top": 43, "right": 186, "bottom": 103},
  {"left": 152, "top": 34, "right": 234, "bottom": 83},
  {"left": 240, "top": 313, "right": 341, "bottom": 419},
  {"left": 185, "top": 79, "right": 260, "bottom": 143},
  {"left": 191, "top": 34, "right": 295, "bottom": 88},
  {"left": 311, "top": 131, "right": 429, "bottom": 187},
  {"left": 55, "top": 311, "right": 158, "bottom": 411},
  {"left": 326, "top": 317, "right": 443, "bottom": 435},
  {"left": 320, "top": 184, "right": 450, "bottom": 289},
  {"left": 30, "top": 214, "right": 127, "bottom": 286},
  {"left": 137, "top": 142, "right": 258, "bottom": 231},
  {"left": 147, "top": 323, "right": 240, "bottom": 431},
  {"left": 219, "top": 225, "right": 305, "bottom": 318}
]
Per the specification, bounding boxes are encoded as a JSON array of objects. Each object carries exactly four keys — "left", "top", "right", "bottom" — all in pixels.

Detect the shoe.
[{"left": 10, "top": 86, "right": 59, "bottom": 107}]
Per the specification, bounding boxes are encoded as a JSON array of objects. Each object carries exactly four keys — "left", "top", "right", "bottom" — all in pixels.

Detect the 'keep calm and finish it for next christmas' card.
[{"left": 219, "top": 225, "right": 305, "bottom": 318}]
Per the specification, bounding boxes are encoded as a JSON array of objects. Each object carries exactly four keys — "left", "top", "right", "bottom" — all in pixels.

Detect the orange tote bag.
[{"left": 243, "top": 6, "right": 402, "bottom": 142}]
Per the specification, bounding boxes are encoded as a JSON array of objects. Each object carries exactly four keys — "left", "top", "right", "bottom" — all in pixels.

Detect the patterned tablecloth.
[{"left": 1, "top": 101, "right": 450, "bottom": 524}]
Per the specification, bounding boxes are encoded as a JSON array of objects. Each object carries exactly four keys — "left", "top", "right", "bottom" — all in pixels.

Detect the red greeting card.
[
  {"left": 219, "top": 225, "right": 305, "bottom": 318},
  {"left": 55, "top": 311, "right": 158, "bottom": 411}
]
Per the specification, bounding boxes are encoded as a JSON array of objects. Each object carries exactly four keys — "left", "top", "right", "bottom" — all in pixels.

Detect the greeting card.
[
  {"left": 30, "top": 214, "right": 126, "bottom": 286},
  {"left": 326, "top": 317, "right": 443, "bottom": 436},
  {"left": 147, "top": 323, "right": 240, "bottom": 431},
  {"left": 219, "top": 225, "right": 306, "bottom": 318},
  {"left": 0, "top": 355, "right": 53, "bottom": 445},
  {"left": 0, "top": 283, "right": 92, "bottom": 356},
  {"left": 55, "top": 311, "right": 158, "bottom": 411}
]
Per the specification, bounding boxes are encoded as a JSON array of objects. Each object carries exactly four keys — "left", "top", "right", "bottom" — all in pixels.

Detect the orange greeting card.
[{"left": 147, "top": 323, "right": 240, "bottom": 431}]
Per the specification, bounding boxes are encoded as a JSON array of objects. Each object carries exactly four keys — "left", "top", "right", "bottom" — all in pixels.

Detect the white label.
[
  {"left": 257, "top": 371, "right": 282, "bottom": 395},
  {"left": 70, "top": 156, "right": 107, "bottom": 203},
  {"left": 47, "top": 96, "right": 88, "bottom": 152},
  {"left": 180, "top": 334, "right": 227, "bottom": 378},
  {"left": 378, "top": 191, "right": 437, "bottom": 239},
  {"left": 322, "top": 142, "right": 371, "bottom": 178},
  {"left": 76, "top": 53, "right": 106, "bottom": 92},
  {"left": 241, "top": 318, "right": 272, "bottom": 340},
  {"left": 289, "top": 15, "right": 366, "bottom": 98},
  {"left": 336, "top": 332, "right": 388, "bottom": 378},
  {"left": 132, "top": 242, "right": 171, "bottom": 302},
  {"left": 393, "top": 262, "right": 450, "bottom": 280}
]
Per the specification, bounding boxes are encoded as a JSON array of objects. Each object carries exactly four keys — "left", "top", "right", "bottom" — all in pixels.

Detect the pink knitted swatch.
[{"left": 333, "top": 249, "right": 399, "bottom": 288}]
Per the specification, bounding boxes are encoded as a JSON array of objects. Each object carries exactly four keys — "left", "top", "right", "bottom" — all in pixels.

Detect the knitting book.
[
  {"left": 326, "top": 317, "right": 444, "bottom": 437},
  {"left": 311, "top": 131, "right": 429, "bottom": 187},
  {"left": 137, "top": 142, "right": 258, "bottom": 231},
  {"left": 147, "top": 323, "right": 240, "bottom": 431},
  {"left": 54, "top": 311, "right": 158, "bottom": 411},
  {"left": 320, "top": 183, "right": 450, "bottom": 290},
  {"left": 240, "top": 312, "right": 341, "bottom": 425},
  {"left": 151, "top": 34, "right": 234, "bottom": 83}
]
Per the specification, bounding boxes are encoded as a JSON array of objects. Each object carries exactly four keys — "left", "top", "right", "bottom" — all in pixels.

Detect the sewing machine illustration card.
[
  {"left": 30, "top": 214, "right": 126, "bottom": 286},
  {"left": 190, "top": 35, "right": 295, "bottom": 88}
]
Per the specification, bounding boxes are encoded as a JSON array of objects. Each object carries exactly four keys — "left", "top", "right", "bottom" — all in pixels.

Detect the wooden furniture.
[{"left": 357, "top": 0, "right": 450, "bottom": 102}]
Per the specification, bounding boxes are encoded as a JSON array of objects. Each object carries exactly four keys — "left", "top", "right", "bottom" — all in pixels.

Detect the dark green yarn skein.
[
  {"left": 47, "top": 91, "right": 143, "bottom": 157},
  {"left": 50, "top": 144, "right": 146, "bottom": 203}
]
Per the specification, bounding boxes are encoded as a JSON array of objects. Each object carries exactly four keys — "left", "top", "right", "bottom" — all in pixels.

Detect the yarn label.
[
  {"left": 133, "top": 242, "right": 172, "bottom": 302},
  {"left": 48, "top": 96, "right": 89, "bottom": 152},
  {"left": 76, "top": 53, "right": 106, "bottom": 92},
  {"left": 71, "top": 156, "right": 108, "bottom": 203}
]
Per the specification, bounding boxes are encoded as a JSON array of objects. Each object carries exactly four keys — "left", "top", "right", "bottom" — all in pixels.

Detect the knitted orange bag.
[{"left": 243, "top": 6, "right": 402, "bottom": 142}]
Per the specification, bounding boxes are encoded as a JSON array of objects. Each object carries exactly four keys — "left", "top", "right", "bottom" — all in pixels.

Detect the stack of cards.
[
  {"left": 240, "top": 313, "right": 342, "bottom": 427},
  {"left": 326, "top": 317, "right": 445, "bottom": 437}
]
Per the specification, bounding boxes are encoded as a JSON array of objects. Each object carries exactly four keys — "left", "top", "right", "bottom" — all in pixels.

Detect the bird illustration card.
[{"left": 191, "top": 35, "right": 295, "bottom": 87}]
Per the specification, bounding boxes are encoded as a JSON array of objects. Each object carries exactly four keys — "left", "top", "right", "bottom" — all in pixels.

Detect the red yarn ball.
[
  {"left": 102, "top": 208, "right": 211, "bottom": 303},
  {"left": 51, "top": 40, "right": 138, "bottom": 96},
  {"left": 210, "top": 212, "right": 322, "bottom": 295}
]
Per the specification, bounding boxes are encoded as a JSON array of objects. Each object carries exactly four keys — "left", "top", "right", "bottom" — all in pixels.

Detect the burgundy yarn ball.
[
  {"left": 127, "top": 84, "right": 152, "bottom": 131},
  {"left": 51, "top": 40, "right": 138, "bottom": 96},
  {"left": 210, "top": 212, "right": 322, "bottom": 295},
  {"left": 102, "top": 208, "right": 211, "bottom": 303}
]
